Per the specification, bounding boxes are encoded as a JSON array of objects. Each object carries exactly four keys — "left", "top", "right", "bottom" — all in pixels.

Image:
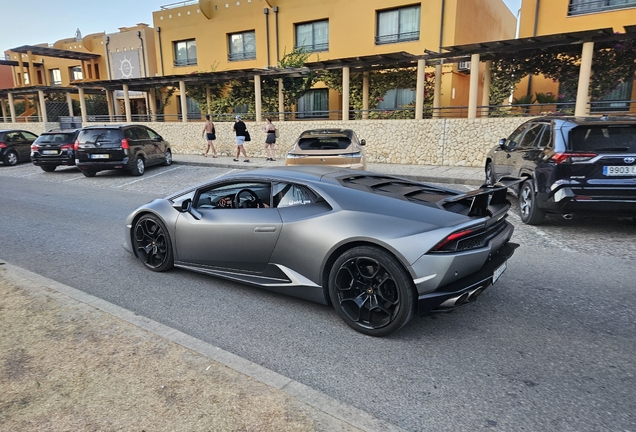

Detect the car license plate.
[
  {"left": 492, "top": 261, "right": 507, "bottom": 284},
  {"left": 42, "top": 150, "right": 58, "bottom": 155},
  {"left": 91, "top": 154, "right": 110, "bottom": 159},
  {"left": 603, "top": 165, "right": 636, "bottom": 176}
]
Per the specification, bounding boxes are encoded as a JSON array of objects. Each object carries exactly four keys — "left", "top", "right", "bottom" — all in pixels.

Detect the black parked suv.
[
  {"left": 485, "top": 116, "right": 636, "bottom": 225},
  {"left": 75, "top": 124, "right": 172, "bottom": 177},
  {"left": 0, "top": 129, "right": 39, "bottom": 166},
  {"left": 31, "top": 129, "right": 80, "bottom": 172}
]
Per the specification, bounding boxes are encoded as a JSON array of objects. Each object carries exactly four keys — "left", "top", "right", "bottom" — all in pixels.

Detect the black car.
[
  {"left": 485, "top": 116, "right": 636, "bottom": 225},
  {"left": 31, "top": 129, "right": 80, "bottom": 172},
  {"left": 0, "top": 129, "right": 39, "bottom": 166},
  {"left": 75, "top": 124, "right": 172, "bottom": 177}
]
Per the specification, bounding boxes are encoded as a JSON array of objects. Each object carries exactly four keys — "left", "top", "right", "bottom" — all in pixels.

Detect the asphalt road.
[{"left": 1, "top": 163, "right": 635, "bottom": 432}]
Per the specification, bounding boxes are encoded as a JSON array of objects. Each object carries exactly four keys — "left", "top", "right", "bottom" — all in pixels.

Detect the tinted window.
[
  {"left": 35, "top": 133, "right": 76, "bottom": 144},
  {"left": 133, "top": 127, "right": 150, "bottom": 140},
  {"left": 22, "top": 132, "right": 38, "bottom": 141},
  {"left": 518, "top": 124, "right": 543, "bottom": 148},
  {"left": 195, "top": 182, "right": 271, "bottom": 209},
  {"left": 147, "top": 128, "right": 161, "bottom": 140},
  {"left": 79, "top": 129, "right": 121, "bottom": 144},
  {"left": 570, "top": 126, "right": 636, "bottom": 153},
  {"left": 298, "top": 136, "right": 351, "bottom": 150},
  {"left": 272, "top": 183, "right": 316, "bottom": 208},
  {"left": 507, "top": 124, "right": 529, "bottom": 147},
  {"left": 536, "top": 125, "right": 552, "bottom": 149}
]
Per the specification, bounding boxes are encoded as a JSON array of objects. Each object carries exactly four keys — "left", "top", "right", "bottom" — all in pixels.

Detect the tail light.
[
  {"left": 121, "top": 138, "right": 129, "bottom": 149},
  {"left": 31, "top": 143, "right": 39, "bottom": 151},
  {"left": 0, "top": 142, "right": 6, "bottom": 149},
  {"left": 73, "top": 139, "right": 79, "bottom": 151},
  {"left": 432, "top": 227, "right": 480, "bottom": 252},
  {"left": 61, "top": 144, "right": 74, "bottom": 150},
  {"left": 551, "top": 152, "right": 597, "bottom": 164}
]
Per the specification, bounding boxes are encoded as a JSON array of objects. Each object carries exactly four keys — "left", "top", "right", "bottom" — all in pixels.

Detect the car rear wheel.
[
  {"left": 328, "top": 246, "right": 415, "bottom": 337},
  {"left": 131, "top": 156, "right": 145, "bottom": 176},
  {"left": 162, "top": 149, "right": 172, "bottom": 166},
  {"left": 41, "top": 165, "right": 57, "bottom": 172},
  {"left": 485, "top": 162, "right": 496, "bottom": 186},
  {"left": 519, "top": 180, "right": 545, "bottom": 225},
  {"left": 133, "top": 214, "right": 174, "bottom": 272},
  {"left": 4, "top": 150, "right": 18, "bottom": 166},
  {"left": 81, "top": 170, "right": 97, "bottom": 177}
]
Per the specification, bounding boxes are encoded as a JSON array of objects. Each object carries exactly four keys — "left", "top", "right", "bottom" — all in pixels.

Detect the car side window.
[
  {"left": 23, "top": 132, "right": 38, "bottom": 141},
  {"left": 195, "top": 182, "right": 271, "bottom": 209},
  {"left": 536, "top": 125, "right": 552, "bottom": 149},
  {"left": 5, "top": 132, "right": 21, "bottom": 142},
  {"left": 507, "top": 124, "right": 529, "bottom": 148},
  {"left": 272, "top": 183, "right": 316, "bottom": 208},
  {"left": 135, "top": 127, "right": 150, "bottom": 140},
  {"left": 518, "top": 124, "right": 543, "bottom": 149},
  {"left": 146, "top": 128, "right": 160, "bottom": 140},
  {"left": 124, "top": 128, "right": 135, "bottom": 140}
]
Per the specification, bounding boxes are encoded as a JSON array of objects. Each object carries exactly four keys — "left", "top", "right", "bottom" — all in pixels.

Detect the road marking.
[
  {"left": 116, "top": 166, "right": 182, "bottom": 188},
  {"left": 63, "top": 175, "right": 85, "bottom": 182},
  {"left": 18, "top": 172, "right": 39, "bottom": 178}
]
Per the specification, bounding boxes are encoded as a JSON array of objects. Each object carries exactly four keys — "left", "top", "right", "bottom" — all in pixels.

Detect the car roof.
[
  {"left": 80, "top": 124, "right": 134, "bottom": 130},
  {"left": 43, "top": 128, "right": 80, "bottom": 133},
  {"left": 531, "top": 115, "right": 636, "bottom": 126},
  {"left": 299, "top": 129, "right": 355, "bottom": 138}
]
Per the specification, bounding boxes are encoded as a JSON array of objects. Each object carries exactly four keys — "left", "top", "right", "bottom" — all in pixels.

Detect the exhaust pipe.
[
  {"left": 439, "top": 286, "right": 485, "bottom": 308},
  {"left": 563, "top": 214, "right": 573, "bottom": 220},
  {"left": 467, "top": 286, "right": 485, "bottom": 302}
]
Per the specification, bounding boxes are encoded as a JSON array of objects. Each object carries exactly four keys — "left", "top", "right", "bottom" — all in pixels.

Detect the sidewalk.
[{"left": 172, "top": 154, "right": 485, "bottom": 186}]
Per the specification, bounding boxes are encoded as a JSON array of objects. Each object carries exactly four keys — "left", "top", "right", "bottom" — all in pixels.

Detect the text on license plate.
[
  {"left": 492, "top": 261, "right": 507, "bottom": 284},
  {"left": 603, "top": 165, "right": 636, "bottom": 176},
  {"left": 91, "top": 154, "right": 110, "bottom": 159},
  {"left": 42, "top": 150, "right": 58, "bottom": 155}
]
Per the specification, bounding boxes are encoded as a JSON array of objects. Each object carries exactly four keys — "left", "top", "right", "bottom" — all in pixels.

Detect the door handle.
[{"left": 254, "top": 227, "right": 277, "bottom": 233}]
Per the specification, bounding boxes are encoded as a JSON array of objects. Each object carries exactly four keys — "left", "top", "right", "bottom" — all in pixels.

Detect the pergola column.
[
  {"left": 106, "top": 90, "right": 114, "bottom": 121},
  {"left": 179, "top": 80, "right": 187, "bottom": 123},
  {"left": 66, "top": 92, "right": 74, "bottom": 117},
  {"left": 0, "top": 98, "right": 7, "bottom": 121},
  {"left": 481, "top": 60, "right": 492, "bottom": 117},
  {"left": 78, "top": 87, "right": 87, "bottom": 123},
  {"left": 123, "top": 84, "right": 132, "bottom": 123},
  {"left": 433, "top": 64, "right": 442, "bottom": 118},
  {"left": 468, "top": 54, "right": 481, "bottom": 119},
  {"left": 362, "top": 71, "right": 369, "bottom": 120},
  {"left": 113, "top": 90, "right": 122, "bottom": 117},
  {"left": 575, "top": 41, "right": 594, "bottom": 116},
  {"left": 8, "top": 93, "right": 16, "bottom": 122},
  {"left": 254, "top": 74, "right": 262, "bottom": 122},
  {"left": 38, "top": 90, "right": 48, "bottom": 123},
  {"left": 278, "top": 78, "right": 285, "bottom": 122},
  {"left": 415, "top": 59, "right": 426, "bottom": 120},
  {"left": 148, "top": 91, "right": 157, "bottom": 122},
  {"left": 342, "top": 66, "right": 350, "bottom": 121}
]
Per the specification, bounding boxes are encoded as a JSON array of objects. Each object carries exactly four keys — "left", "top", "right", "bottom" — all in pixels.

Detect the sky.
[{"left": 1, "top": 0, "right": 523, "bottom": 53}]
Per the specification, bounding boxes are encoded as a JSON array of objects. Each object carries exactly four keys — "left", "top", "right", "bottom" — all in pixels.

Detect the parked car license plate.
[
  {"left": 492, "top": 261, "right": 507, "bottom": 284},
  {"left": 91, "top": 154, "right": 110, "bottom": 159},
  {"left": 42, "top": 150, "right": 58, "bottom": 155},
  {"left": 603, "top": 165, "right": 636, "bottom": 176}
]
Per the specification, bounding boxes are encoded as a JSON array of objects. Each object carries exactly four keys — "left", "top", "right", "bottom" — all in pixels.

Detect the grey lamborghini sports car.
[{"left": 124, "top": 165, "right": 520, "bottom": 337}]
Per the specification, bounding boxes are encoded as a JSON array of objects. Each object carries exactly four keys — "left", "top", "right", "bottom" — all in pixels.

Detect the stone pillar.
[
  {"left": 78, "top": 87, "right": 88, "bottom": 123},
  {"left": 113, "top": 90, "right": 122, "bottom": 117},
  {"left": 38, "top": 90, "right": 47, "bottom": 123},
  {"left": 468, "top": 54, "right": 480, "bottom": 119},
  {"left": 254, "top": 74, "right": 262, "bottom": 122},
  {"left": 148, "top": 91, "right": 157, "bottom": 122},
  {"left": 106, "top": 90, "right": 114, "bottom": 121},
  {"left": 575, "top": 41, "right": 594, "bottom": 117},
  {"left": 179, "top": 80, "right": 187, "bottom": 123},
  {"left": 278, "top": 78, "right": 285, "bottom": 122},
  {"left": 66, "top": 92, "right": 74, "bottom": 117},
  {"left": 481, "top": 60, "right": 492, "bottom": 117},
  {"left": 433, "top": 64, "right": 442, "bottom": 118},
  {"left": 123, "top": 84, "right": 132, "bottom": 123},
  {"left": 342, "top": 66, "right": 350, "bottom": 121},
  {"left": 362, "top": 71, "right": 369, "bottom": 120},
  {"left": 8, "top": 93, "right": 16, "bottom": 122},
  {"left": 415, "top": 59, "right": 426, "bottom": 120}
]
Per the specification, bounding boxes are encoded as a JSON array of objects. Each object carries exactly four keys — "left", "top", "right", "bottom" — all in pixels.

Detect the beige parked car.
[{"left": 284, "top": 129, "right": 366, "bottom": 170}]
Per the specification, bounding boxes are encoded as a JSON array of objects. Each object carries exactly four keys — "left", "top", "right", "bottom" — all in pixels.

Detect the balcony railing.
[
  {"left": 294, "top": 42, "right": 329, "bottom": 53},
  {"left": 174, "top": 58, "right": 197, "bottom": 67},
  {"left": 228, "top": 52, "right": 256, "bottom": 62},
  {"left": 375, "top": 31, "right": 419, "bottom": 45}
]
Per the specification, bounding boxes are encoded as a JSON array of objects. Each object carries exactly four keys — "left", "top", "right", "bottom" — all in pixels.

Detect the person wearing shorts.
[
  {"left": 263, "top": 117, "right": 277, "bottom": 161},
  {"left": 201, "top": 114, "right": 217, "bottom": 157},
  {"left": 233, "top": 115, "right": 250, "bottom": 162}
]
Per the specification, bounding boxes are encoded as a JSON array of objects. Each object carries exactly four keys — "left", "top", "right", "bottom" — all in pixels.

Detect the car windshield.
[
  {"left": 570, "top": 126, "right": 636, "bottom": 152},
  {"left": 298, "top": 136, "right": 351, "bottom": 150},
  {"left": 35, "top": 133, "right": 76, "bottom": 144},
  {"left": 79, "top": 129, "right": 120, "bottom": 144}
]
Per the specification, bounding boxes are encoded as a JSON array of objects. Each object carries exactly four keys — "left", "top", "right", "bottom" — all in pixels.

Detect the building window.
[
  {"left": 295, "top": 20, "right": 329, "bottom": 52},
  {"left": 70, "top": 66, "right": 83, "bottom": 81},
  {"left": 376, "top": 88, "right": 416, "bottom": 110},
  {"left": 297, "top": 89, "right": 329, "bottom": 118},
  {"left": 177, "top": 95, "right": 202, "bottom": 120},
  {"left": 174, "top": 39, "right": 197, "bottom": 66},
  {"left": 376, "top": 5, "right": 420, "bottom": 45},
  {"left": 591, "top": 80, "right": 634, "bottom": 112},
  {"left": 568, "top": 0, "right": 636, "bottom": 15},
  {"left": 49, "top": 69, "right": 62, "bottom": 86},
  {"left": 229, "top": 31, "right": 256, "bottom": 61}
]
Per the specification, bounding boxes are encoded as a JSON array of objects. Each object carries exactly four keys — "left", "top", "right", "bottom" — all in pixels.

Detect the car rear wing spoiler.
[{"left": 440, "top": 176, "right": 524, "bottom": 217}]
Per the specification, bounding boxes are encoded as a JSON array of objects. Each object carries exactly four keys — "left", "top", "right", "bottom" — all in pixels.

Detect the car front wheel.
[
  {"left": 131, "top": 156, "right": 145, "bottom": 176},
  {"left": 4, "top": 150, "right": 18, "bottom": 166},
  {"left": 519, "top": 180, "right": 545, "bottom": 225},
  {"left": 328, "top": 246, "right": 415, "bottom": 337},
  {"left": 485, "top": 162, "right": 496, "bottom": 186},
  {"left": 162, "top": 149, "right": 172, "bottom": 166},
  {"left": 132, "top": 214, "right": 174, "bottom": 272}
]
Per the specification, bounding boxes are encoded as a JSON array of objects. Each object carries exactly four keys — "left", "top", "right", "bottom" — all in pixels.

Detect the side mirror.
[
  {"left": 175, "top": 198, "right": 201, "bottom": 220},
  {"left": 498, "top": 138, "right": 506, "bottom": 148},
  {"left": 360, "top": 139, "right": 366, "bottom": 146},
  {"left": 180, "top": 199, "right": 192, "bottom": 212}
]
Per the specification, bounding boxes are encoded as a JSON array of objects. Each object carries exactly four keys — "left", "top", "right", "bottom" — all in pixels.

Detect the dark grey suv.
[
  {"left": 485, "top": 116, "right": 636, "bottom": 225},
  {"left": 75, "top": 125, "right": 172, "bottom": 177}
]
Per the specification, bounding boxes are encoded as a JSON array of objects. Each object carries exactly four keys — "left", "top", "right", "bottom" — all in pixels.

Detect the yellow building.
[
  {"left": 151, "top": 0, "right": 516, "bottom": 117},
  {"left": 516, "top": 0, "right": 636, "bottom": 111}
]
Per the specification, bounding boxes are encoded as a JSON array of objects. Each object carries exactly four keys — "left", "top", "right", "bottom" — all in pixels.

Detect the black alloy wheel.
[
  {"left": 163, "top": 149, "right": 173, "bottom": 166},
  {"left": 131, "top": 156, "right": 145, "bottom": 176},
  {"left": 4, "top": 150, "right": 18, "bottom": 166},
  {"left": 41, "top": 165, "right": 57, "bottom": 172},
  {"left": 519, "top": 179, "right": 545, "bottom": 225},
  {"left": 328, "top": 246, "right": 414, "bottom": 337},
  {"left": 132, "top": 214, "right": 174, "bottom": 272},
  {"left": 485, "top": 162, "right": 496, "bottom": 186}
]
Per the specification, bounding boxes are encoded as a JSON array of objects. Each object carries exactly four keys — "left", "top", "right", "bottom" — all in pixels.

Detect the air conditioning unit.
[{"left": 458, "top": 61, "right": 471, "bottom": 72}]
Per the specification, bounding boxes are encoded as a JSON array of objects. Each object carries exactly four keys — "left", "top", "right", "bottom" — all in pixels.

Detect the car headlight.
[
  {"left": 286, "top": 153, "right": 307, "bottom": 159},
  {"left": 337, "top": 152, "right": 362, "bottom": 158}
]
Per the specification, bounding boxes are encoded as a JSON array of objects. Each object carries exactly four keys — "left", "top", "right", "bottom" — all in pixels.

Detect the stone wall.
[{"left": 2, "top": 118, "right": 529, "bottom": 167}]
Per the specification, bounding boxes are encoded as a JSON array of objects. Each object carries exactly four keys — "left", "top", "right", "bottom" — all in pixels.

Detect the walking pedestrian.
[
  {"left": 263, "top": 117, "right": 277, "bottom": 161},
  {"left": 201, "top": 114, "right": 217, "bottom": 157},
  {"left": 233, "top": 115, "right": 250, "bottom": 162}
]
